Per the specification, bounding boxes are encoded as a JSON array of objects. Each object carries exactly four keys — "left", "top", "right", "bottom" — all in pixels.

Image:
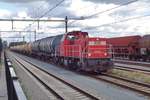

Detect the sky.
[{"left": 0, "top": 0, "right": 150, "bottom": 42}]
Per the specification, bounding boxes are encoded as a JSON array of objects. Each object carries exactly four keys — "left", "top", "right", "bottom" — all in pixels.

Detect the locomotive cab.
[
  {"left": 64, "top": 31, "right": 88, "bottom": 44},
  {"left": 86, "top": 38, "right": 109, "bottom": 58},
  {"left": 85, "top": 38, "right": 113, "bottom": 72}
]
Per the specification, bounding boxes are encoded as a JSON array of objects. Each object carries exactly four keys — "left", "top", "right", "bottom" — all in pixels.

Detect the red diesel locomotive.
[{"left": 10, "top": 31, "right": 113, "bottom": 73}]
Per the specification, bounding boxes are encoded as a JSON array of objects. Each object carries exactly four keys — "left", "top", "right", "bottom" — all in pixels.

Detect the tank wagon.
[
  {"left": 10, "top": 31, "right": 113, "bottom": 73},
  {"left": 108, "top": 35, "right": 150, "bottom": 61}
]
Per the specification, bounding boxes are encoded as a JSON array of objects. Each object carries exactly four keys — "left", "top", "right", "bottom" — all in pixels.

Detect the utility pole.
[
  {"left": 37, "top": 20, "right": 40, "bottom": 30},
  {"left": 19, "top": 31, "right": 21, "bottom": 42},
  {"left": 11, "top": 20, "right": 14, "bottom": 30},
  {"left": 23, "top": 36, "right": 25, "bottom": 42},
  {"left": 65, "top": 16, "right": 68, "bottom": 33},
  {"left": 34, "top": 30, "right": 37, "bottom": 41},
  {"left": 29, "top": 32, "right": 31, "bottom": 42}
]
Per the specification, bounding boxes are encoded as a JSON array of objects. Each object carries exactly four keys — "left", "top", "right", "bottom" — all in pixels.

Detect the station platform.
[{"left": 0, "top": 53, "right": 8, "bottom": 100}]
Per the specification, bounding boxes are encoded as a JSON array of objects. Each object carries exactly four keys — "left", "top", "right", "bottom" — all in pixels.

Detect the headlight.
[
  {"left": 104, "top": 53, "right": 107, "bottom": 56},
  {"left": 88, "top": 53, "right": 91, "bottom": 56}
]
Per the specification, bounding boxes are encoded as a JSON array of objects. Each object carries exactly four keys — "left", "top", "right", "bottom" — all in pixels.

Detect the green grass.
[{"left": 110, "top": 69, "right": 150, "bottom": 84}]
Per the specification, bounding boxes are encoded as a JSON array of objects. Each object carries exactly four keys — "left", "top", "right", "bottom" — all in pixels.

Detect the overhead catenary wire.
[
  {"left": 84, "top": 0, "right": 139, "bottom": 19},
  {"left": 25, "top": 13, "right": 150, "bottom": 33},
  {"left": 39, "top": 0, "right": 65, "bottom": 18},
  {"left": 32, "top": 0, "right": 49, "bottom": 18},
  {"left": 24, "top": 0, "right": 65, "bottom": 30},
  {"left": 82, "top": 14, "right": 150, "bottom": 30},
  {"left": 24, "top": 1, "right": 49, "bottom": 30},
  {"left": 69, "top": 0, "right": 139, "bottom": 25}
]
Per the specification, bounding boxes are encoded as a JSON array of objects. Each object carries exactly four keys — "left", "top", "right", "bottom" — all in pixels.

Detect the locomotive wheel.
[
  {"left": 65, "top": 59, "right": 77, "bottom": 70},
  {"left": 70, "top": 59, "right": 78, "bottom": 70},
  {"left": 67, "top": 59, "right": 72, "bottom": 68},
  {"left": 75, "top": 61, "right": 81, "bottom": 71},
  {"left": 59, "top": 58, "right": 64, "bottom": 65},
  {"left": 94, "top": 70, "right": 101, "bottom": 74},
  {"left": 76, "top": 63, "right": 82, "bottom": 72},
  {"left": 82, "top": 61, "right": 88, "bottom": 70},
  {"left": 70, "top": 64, "right": 78, "bottom": 70},
  {"left": 53, "top": 57, "right": 59, "bottom": 64},
  {"left": 77, "top": 61, "right": 88, "bottom": 72}
]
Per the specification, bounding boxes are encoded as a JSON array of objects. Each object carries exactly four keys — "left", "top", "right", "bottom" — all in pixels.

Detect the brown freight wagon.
[
  {"left": 108, "top": 35, "right": 142, "bottom": 60},
  {"left": 139, "top": 35, "right": 150, "bottom": 61}
]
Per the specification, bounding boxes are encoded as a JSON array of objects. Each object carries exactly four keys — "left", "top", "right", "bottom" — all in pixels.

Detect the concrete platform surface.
[{"left": 0, "top": 53, "right": 8, "bottom": 100}]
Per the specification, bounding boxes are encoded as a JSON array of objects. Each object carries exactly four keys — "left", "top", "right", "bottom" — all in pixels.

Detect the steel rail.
[
  {"left": 113, "top": 59, "right": 150, "bottom": 67},
  {"left": 114, "top": 67, "right": 150, "bottom": 75},
  {"left": 114, "top": 64, "right": 150, "bottom": 73},
  {"left": 91, "top": 73, "right": 150, "bottom": 96},
  {"left": 13, "top": 55, "right": 101, "bottom": 100},
  {"left": 10, "top": 51, "right": 150, "bottom": 97},
  {"left": 14, "top": 58, "right": 64, "bottom": 100}
]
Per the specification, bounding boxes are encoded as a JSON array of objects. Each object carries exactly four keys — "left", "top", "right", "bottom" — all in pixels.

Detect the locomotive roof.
[{"left": 67, "top": 31, "right": 88, "bottom": 35}]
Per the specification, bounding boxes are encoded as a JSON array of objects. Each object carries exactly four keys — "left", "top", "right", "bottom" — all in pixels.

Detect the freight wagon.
[
  {"left": 108, "top": 35, "right": 150, "bottom": 61},
  {"left": 10, "top": 31, "right": 113, "bottom": 73},
  {"left": 139, "top": 35, "right": 150, "bottom": 61}
]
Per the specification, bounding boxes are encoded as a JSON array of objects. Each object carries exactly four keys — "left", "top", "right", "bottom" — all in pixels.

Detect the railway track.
[
  {"left": 114, "top": 66, "right": 150, "bottom": 75},
  {"left": 9, "top": 52, "right": 150, "bottom": 98},
  {"left": 114, "top": 63, "right": 150, "bottom": 75},
  {"left": 113, "top": 59, "right": 150, "bottom": 67},
  {"left": 12, "top": 55, "right": 101, "bottom": 100},
  {"left": 92, "top": 73, "right": 150, "bottom": 96}
]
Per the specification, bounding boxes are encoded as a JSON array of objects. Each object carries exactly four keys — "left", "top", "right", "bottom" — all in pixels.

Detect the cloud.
[
  {"left": 0, "top": 0, "right": 150, "bottom": 42},
  {"left": 109, "top": 1, "right": 150, "bottom": 18},
  {"left": 0, "top": 9, "right": 11, "bottom": 18},
  {"left": 18, "top": 11, "right": 28, "bottom": 18},
  {"left": 19, "top": 0, "right": 74, "bottom": 18},
  {"left": 0, "top": 0, "right": 45, "bottom": 3},
  {"left": 0, "top": 0, "right": 72, "bottom": 18},
  {"left": 82, "top": 0, "right": 138, "bottom": 5}
]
